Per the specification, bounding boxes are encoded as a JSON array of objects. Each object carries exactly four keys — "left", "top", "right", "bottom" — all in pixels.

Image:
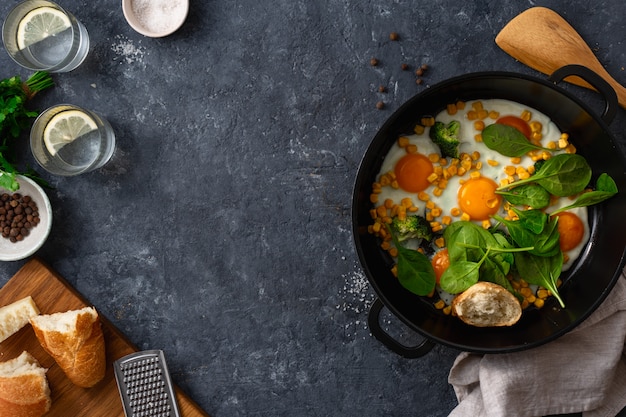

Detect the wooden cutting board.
[{"left": 0, "top": 258, "right": 210, "bottom": 417}]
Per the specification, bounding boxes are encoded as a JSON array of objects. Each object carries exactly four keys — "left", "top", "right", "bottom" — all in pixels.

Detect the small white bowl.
[
  {"left": 122, "top": 0, "right": 189, "bottom": 38},
  {"left": 0, "top": 176, "right": 52, "bottom": 262}
]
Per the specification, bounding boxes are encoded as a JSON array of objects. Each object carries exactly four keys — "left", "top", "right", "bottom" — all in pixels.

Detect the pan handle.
[
  {"left": 367, "top": 298, "right": 435, "bottom": 358},
  {"left": 548, "top": 64, "right": 618, "bottom": 125}
]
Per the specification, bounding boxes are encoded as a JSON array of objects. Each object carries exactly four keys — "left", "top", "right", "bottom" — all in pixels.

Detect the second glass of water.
[
  {"left": 30, "top": 104, "right": 116, "bottom": 176},
  {"left": 2, "top": 0, "right": 89, "bottom": 72}
]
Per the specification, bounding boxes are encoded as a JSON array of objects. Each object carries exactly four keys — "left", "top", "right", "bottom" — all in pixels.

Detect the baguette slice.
[
  {"left": 452, "top": 282, "right": 522, "bottom": 327},
  {"left": 30, "top": 307, "right": 106, "bottom": 388},
  {"left": 0, "top": 351, "right": 51, "bottom": 417},
  {"left": 0, "top": 296, "right": 40, "bottom": 343}
]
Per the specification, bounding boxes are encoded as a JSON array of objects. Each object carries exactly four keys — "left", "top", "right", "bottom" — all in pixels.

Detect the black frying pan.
[{"left": 352, "top": 65, "right": 626, "bottom": 357}]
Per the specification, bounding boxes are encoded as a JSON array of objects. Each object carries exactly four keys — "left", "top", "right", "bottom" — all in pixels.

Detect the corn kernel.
[
  {"left": 428, "top": 153, "right": 440, "bottom": 163},
  {"left": 427, "top": 172, "right": 439, "bottom": 183},
  {"left": 488, "top": 110, "right": 500, "bottom": 119},
  {"left": 447, "top": 103, "right": 457, "bottom": 115},
  {"left": 471, "top": 151, "right": 480, "bottom": 161},
  {"left": 434, "top": 299, "right": 446, "bottom": 309},
  {"left": 372, "top": 222, "right": 381, "bottom": 233},
  {"left": 450, "top": 207, "right": 461, "bottom": 217},
  {"left": 442, "top": 215, "right": 452, "bottom": 225},
  {"left": 426, "top": 200, "right": 436, "bottom": 210},
  {"left": 541, "top": 151, "right": 552, "bottom": 160},
  {"left": 520, "top": 287, "right": 533, "bottom": 297},
  {"left": 520, "top": 110, "right": 532, "bottom": 121},
  {"left": 460, "top": 212, "right": 470, "bottom": 221},
  {"left": 565, "top": 144, "right": 577, "bottom": 154},
  {"left": 534, "top": 298, "right": 545, "bottom": 309},
  {"left": 472, "top": 101, "right": 484, "bottom": 111},
  {"left": 547, "top": 141, "right": 557, "bottom": 149},
  {"left": 510, "top": 157, "right": 521, "bottom": 164},
  {"left": 474, "top": 134, "right": 483, "bottom": 142},
  {"left": 370, "top": 194, "right": 379, "bottom": 203},
  {"left": 477, "top": 109, "right": 488, "bottom": 120},
  {"left": 456, "top": 100, "right": 466, "bottom": 110},
  {"left": 527, "top": 165, "right": 535, "bottom": 175},
  {"left": 388, "top": 247, "right": 398, "bottom": 258},
  {"left": 529, "top": 121, "right": 542, "bottom": 133},
  {"left": 531, "top": 132, "right": 543, "bottom": 141},
  {"left": 475, "top": 161, "right": 483, "bottom": 170},
  {"left": 433, "top": 187, "right": 444, "bottom": 197},
  {"left": 376, "top": 206, "right": 387, "bottom": 218},
  {"left": 408, "top": 206, "right": 419, "bottom": 212},
  {"left": 425, "top": 212, "right": 434, "bottom": 221},
  {"left": 435, "top": 237, "right": 445, "bottom": 248},
  {"left": 431, "top": 207, "right": 442, "bottom": 217},
  {"left": 469, "top": 170, "right": 481, "bottom": 179},
  {"left": 414, "top": 124, "right": 425, "bottom": 135},
  {"left": 384, "top": 198, "right": 394, "bottom": 209},
  {"left": 474, "top": 120, "right": 485, "bottom": 130},
  {"left": 467, "top": 110, "right": 478, "bottom": 120},
  {"left": 442, "top": 305, "right": 452, "bottom": 315},
  {"left": 369, "top": 208, "right": 377, "bottom": 220},
  {"left": 421, "top": 117, "right": 435, "bottom": 127},
  {"left": 521, "top": 300, "right": 530, "bottom": 309},
  {"left": 487, "top": 159, "right": 499, "bottom": 167},
  {"left": 558, "top": 137, "right": 569, "bottom": 149},
  {"left": 391, "top": 265, "right": 398, "bottom": 277},
  {"left": 482, "top": 220, "right": 491, "bottom": 229},
  {"left": 537, "top": 289, "right": 549, "bottom": 299},
  {"left": 405, "top": 144, "right": 418, "bottom": 154},
  {"left": 518, "top": 171, "right": 530, "bottom": 180},
  {"left": 439, "top": 158, "right": 448, "bottom": 167},
  {"left": 398, "top": 136, "right": 410, "bottom": 147},
  {"left": 390, "top": 180, "right": 399, "bottom": 189},
  {"left": 400, "top": 197, "right": 413, "bottom": 208}
]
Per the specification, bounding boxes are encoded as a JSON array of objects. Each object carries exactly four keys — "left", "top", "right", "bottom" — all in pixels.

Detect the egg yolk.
[
  {"left": 457, "top": 177, "right": 502, "bottom": 220},
  {"left": 394, "top": 153, "right": 434, "bottom": 193},
  {"left": 555, "top": 211, "right": 585, "bottom": 252},
  {"left": 431, "top": 248, "right": 450, "bottom": 284}
]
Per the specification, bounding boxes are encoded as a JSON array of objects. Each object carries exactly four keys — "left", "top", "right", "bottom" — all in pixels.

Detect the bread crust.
[
  {"left": 0, "top": 351, "right": 51, "bottom": 417},
  {"left": 30, "top": 307, "right": 106, "bottom": 388},
  {"left": 452, "top": 282, "right": 522, "bottom": 327}
]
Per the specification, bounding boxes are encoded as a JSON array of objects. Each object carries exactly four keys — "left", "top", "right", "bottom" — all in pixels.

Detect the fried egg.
[{"left": 369, "top": 99, "right": 590, "bottom": 282}]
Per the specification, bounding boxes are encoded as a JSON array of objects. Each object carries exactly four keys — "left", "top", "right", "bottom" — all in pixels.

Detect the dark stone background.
[{"left": 0, "top": 0, "right": 624, "bottom": 416}]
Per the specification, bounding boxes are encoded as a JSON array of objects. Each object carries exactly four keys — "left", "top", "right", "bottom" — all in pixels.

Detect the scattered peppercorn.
[
  {"left": 421, "top": 63, "right": 429, "bottom": 71},
  {"left": 416, "top": 78, "right": 423, "bottom": 85},
  {"left": 415, "top": 68, "right": 424, "bottom": 77},
  {"left": 376, "top": 101, "right": 385, "bottom": 109},
  {"left": 401, "top": 63, "right": 409, "bottom": 71},
  {"left": 389, "top": 32, "right": 399, "bottom": 41},
  {"left": 370, "top": 57, "right": 379, "bottom": 66},
  {"left": 378, "top": 85, "right": 386, "bottom": 93},
  {"left": 0, "top": 193, "right": 40, "bottom": 243}
]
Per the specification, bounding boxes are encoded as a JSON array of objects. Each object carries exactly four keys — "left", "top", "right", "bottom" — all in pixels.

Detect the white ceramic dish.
[
  {"left": 0, "top": 175, "right": 52, "bottom": 261},
  {"left": 122, "top": 0, "right": 189, "bottom": 38}
]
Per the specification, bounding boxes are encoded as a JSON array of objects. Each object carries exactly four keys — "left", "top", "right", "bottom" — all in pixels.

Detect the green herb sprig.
[{"left": 0, "top": 71, "right": 54, "bottom": 191}]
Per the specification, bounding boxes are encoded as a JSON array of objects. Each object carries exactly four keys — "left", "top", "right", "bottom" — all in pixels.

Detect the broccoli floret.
[
  {"left": 429, "top": 120, "right": 461, "bottom": 159},
  {"left": 390, "top": 215, "right": 433, "bottom": 242}
]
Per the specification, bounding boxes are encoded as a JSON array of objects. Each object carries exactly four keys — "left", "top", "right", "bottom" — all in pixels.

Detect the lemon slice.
[
  {"left": 16, "top": 6, "right": 71, "bottom": 49},
  {"left": 43, "top": 110, "right": 97, "bottom": 156}
]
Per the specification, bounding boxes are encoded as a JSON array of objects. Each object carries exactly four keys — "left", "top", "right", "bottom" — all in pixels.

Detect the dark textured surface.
[{"left": 0, "top": 0, "right": 624, "bottom": 416}]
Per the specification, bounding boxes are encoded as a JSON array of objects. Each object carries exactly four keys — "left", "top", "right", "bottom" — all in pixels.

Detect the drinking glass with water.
[
  {"left": 30, "top": 104, "right": 116, "bottom": 176},
  {"left": 2, "top": 0, "right": 89, "bottom": 72}
]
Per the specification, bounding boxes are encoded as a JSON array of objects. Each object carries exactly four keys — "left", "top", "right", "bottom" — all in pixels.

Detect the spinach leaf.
[
  {"left": 550, "top": 173, "right": 618, "bottom": 215},
  {"left": 439, "top": 261, "right": 480, "bottom": 294},
  {"left": 496, "top": 183, "right": 550, "bottom": 209},
  {"left": 512, "top": 208, "right": 547, "bottom": 234},
  {"left": 498, "top": 153, "right": 592, "bottom": 197},
  {"left": 443, "top": 221, "right": 485, "bottom": 263},
  {"left": 395, "top": 244, "right": 437, "bottom": 296},
  {"left": 514, "top": 251, "right": 565, "bottom": 307},
  {"left": 388, "top": 225, "right": 436, "bottom": 296},
  {"left": 482, "top": 123, "right": 552, "bottom": 157}
]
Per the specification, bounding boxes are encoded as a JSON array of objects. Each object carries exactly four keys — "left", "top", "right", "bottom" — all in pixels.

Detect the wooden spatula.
[{"left": 495, "top": 7, "right": 626, "bottom": 109}]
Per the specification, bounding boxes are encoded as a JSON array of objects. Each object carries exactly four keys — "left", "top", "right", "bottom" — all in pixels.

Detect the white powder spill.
[
  {"left": 337, "top": 263, "right": 376, "bottom": 338},
  {"left": 111, "top": 35, "right": 146, "bottom": 65}
]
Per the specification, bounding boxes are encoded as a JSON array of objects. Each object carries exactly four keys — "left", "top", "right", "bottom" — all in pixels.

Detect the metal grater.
[{"left": 114, "top": 350, "right": 181, "bottom": 417}]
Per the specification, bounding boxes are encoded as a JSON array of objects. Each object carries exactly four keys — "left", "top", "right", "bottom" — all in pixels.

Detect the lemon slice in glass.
[
  {"left": 16, "top": 6, "right": 71, "bottom": 50},
  {"left": 44, "top": 110, "right": 97, "bottom": 156}
]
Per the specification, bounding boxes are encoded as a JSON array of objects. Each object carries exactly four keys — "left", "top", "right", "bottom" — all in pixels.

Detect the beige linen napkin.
[{"left": 448, "top": 271, "right": 626, "bottom": 417}]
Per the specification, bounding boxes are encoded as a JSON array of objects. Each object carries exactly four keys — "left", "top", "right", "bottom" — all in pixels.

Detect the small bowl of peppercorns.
[{"left": 0, "top": 175, "right": 51, "bottom": 261}]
